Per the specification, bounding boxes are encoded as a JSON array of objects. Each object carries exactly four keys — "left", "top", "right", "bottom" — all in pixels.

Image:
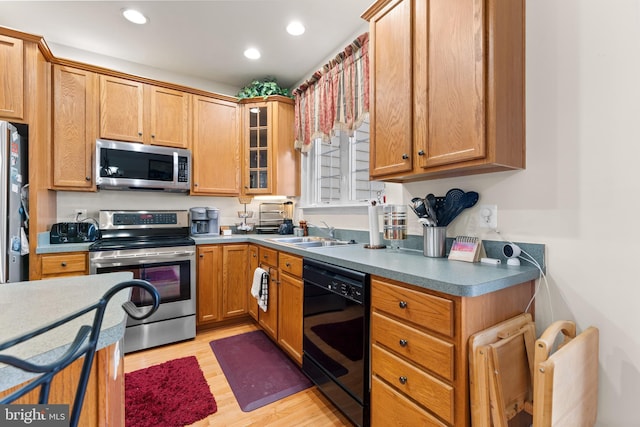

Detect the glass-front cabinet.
[
  {"left": 247, "top": 103, "right": 270, "bottom": 192},
  {"left": 241, "top": 96, "right": 299, "bottom": 196}
]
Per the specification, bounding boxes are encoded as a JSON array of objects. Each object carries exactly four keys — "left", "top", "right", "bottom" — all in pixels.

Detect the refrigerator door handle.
[{"left": 0, "top": 121, "right": 9, "bottom": 283}]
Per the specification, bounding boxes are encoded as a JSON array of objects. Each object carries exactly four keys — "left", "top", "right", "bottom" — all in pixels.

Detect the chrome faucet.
[
  {"left": 321, "top": 221, "right": 336, "bottom": 238},
  {"left": 308, "top": 221, "right": 336, "bottom": 238}
]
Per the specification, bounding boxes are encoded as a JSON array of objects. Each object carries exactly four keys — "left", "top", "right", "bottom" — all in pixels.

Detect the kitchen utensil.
[
  {"left": 410, "top": 198, "right": 428, "bottom": 217},
  {"left": 425, "top": 194, "right": 438, "bottom": 224},
  {"left": 409, "top": 204, "right": 422, "bottom": 218},
  {"left": 439, "top": 190, "right": 479, "bottom": 226},
  {"left": 418, "top": 217, "right": 437, "bottom": 227},
  {"left": 443, "top": 188, "right": 465, "bottom": 213}
]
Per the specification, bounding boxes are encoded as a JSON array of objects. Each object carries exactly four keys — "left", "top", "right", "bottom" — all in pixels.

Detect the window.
[{"left": 301, "top": 118, "right": 384, "bottom": 206}]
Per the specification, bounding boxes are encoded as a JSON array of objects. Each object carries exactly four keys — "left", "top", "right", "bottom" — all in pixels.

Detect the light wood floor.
[{"left": 124, "top": 320, "right": 353, "bottom": 427}]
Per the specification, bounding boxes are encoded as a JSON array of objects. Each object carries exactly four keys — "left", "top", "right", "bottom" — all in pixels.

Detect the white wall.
[{"left": 55, "top": 1, "right": 640, "bottom": 424}]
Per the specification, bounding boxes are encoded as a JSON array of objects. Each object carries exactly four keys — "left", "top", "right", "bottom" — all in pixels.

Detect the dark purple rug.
[
  {"left": 209, "top": 330, "right": 312, "bottom": 412},
  {"left": 125, "top": 356, "right": 217, "bottom": 427},
  {"left": 311, "top": 317, "right": 364, "bottom": 361}
]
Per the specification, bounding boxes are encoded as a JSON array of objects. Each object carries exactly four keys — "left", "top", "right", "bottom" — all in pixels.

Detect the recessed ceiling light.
[
  {"left": 244, "top": 48, "right": 261, "bottom": 60},
  {"left": 286, "top": 21, "right": 305, "bottom": 36},
  {"left": 122, "top": 9, "right": 148, "bottom": 25}
]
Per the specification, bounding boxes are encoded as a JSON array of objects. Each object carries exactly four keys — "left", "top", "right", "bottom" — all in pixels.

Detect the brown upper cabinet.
[
  {"left": 192, "top": 95, "right": 240, "bottom": 195},
  {"left": 0, "top": 34, "right": 24, "bottom": 120},
  {"left": 363, "top": 0, "right": 525, "bottom": 181},
  {"left": 52, "top": 65, "right": 98, "bottom": 190},
  {"left": 99, "top": 75, "right": 191, "bottom": 148},
  {"left": 241, "top": 97, "right": 299, "bottom": 196}
]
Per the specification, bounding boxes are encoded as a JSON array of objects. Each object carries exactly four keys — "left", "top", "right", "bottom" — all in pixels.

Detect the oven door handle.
[{"left": 91, "top": 250, "right": 195, "bottom": 266}]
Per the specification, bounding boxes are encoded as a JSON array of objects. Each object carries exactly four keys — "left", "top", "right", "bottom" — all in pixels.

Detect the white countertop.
[{"left": 0, "top": 272, "right": 134, "bottom": 391}]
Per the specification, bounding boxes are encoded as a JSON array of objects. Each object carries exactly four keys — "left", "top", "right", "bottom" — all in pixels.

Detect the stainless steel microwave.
[{"left": 95, "top": 139, "right": 191, "bottom": 192}]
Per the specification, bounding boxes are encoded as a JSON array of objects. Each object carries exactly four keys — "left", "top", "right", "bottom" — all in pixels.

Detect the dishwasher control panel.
[{"left": 303, "top": 258, "right": 368, "bottom": 304}]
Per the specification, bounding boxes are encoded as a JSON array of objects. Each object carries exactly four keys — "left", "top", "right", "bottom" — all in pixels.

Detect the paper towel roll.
[{"left": 368, "top": 204, "right": 381, "bottom": 247}]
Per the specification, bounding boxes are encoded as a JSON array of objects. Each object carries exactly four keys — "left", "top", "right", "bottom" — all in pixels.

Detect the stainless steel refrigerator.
[{"left": 1, "top": 121, "right": 28, "bottom": 283}]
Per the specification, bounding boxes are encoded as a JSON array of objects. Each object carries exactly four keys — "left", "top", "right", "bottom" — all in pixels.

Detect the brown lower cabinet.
[
  {"left": 40, "top": 252, "right": 88, "bottom": 279},
  {"left": 247, "top": 245, "right": 303, "bottom": 364},
  {"left": 277, "top": 252, "right": 303, "bottom": 364},
  {"left": 197, "top": 244, "right": 249, "bottom": 326},
  {"left": 370, "top": 276, "right": 534, "bottom": 426},
  {"left": 0, "top": 341, "right": 124, "bottom": 426}
]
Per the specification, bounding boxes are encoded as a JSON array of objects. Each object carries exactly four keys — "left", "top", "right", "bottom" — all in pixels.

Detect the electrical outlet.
[
  {"left": 479, "top": 205, "right": 498, "bottom": 229},
  {"left": 74, "top": 209, "right": 87, "bottom": 219}
]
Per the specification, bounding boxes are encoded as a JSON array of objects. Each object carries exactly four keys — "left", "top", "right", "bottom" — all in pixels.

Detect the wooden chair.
[
  {"left": 0, "top": 279, "right": 159, "bottom": 427},
  {"left": 469, "top": 316, "right": 599, "bottom": 427}
]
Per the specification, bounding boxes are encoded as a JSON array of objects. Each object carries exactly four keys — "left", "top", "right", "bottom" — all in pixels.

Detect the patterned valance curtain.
[{"left": 293, "top": 32, "right": 369, "bottom": 152}]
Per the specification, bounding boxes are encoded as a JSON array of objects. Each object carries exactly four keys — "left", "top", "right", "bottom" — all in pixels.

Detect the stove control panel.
[
  {"left": 112, "top": 212, "right": 177, "bottom": 226},
  {"left": 99, "top": 210, "right": 189, "bottom": 230}
]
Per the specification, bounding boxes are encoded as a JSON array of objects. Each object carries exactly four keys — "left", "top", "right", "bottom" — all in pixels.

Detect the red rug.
[
  {"left": 209, "top": 330, "right": 312, "bottom": 412},
  {"left": 125, "top": 356, "right": 217, "bottom": 427}
]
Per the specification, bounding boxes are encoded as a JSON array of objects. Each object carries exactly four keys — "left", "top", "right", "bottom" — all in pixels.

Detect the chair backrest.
[
  {"left": 0, "top": 279, "right": 159, "bottom": 427},
  {"left": 533, "top": 322, "right": 599, "bottom": 427}
]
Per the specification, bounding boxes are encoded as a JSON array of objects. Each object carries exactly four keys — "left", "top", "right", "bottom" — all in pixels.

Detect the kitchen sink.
[{"left": 268, "top": 236, "right": 354, "bottom": 248}]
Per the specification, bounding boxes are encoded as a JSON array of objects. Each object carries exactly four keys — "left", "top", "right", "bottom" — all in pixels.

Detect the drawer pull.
[
  {"left": 61, "top": 262, "right": 67, "bottom": 267},
  {"left": 399, "top": 300, "right": 408, "bottom": 309},
  {"left": 398, "top": 376, "right": 408, "bottom": 385},
  {"left": 399, "top": 339, "right": 408, "bottom": 347},
  {"left": 285, "top": 262, "right": 291, "bottom": 267}
]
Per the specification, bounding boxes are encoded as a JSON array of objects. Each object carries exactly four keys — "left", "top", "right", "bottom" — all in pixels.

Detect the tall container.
[{"left": 383, "top": 205, "right": 407, "bottom": 250}]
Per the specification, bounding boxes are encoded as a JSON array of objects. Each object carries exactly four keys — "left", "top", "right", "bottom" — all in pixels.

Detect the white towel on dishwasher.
[{"left": 251, "top": 267, "right": 269, "bottom": 312}]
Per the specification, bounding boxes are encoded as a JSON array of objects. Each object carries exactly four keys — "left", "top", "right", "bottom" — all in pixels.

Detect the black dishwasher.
[{"left": 302, "top": 258, "right": 370, "bottom": 427}]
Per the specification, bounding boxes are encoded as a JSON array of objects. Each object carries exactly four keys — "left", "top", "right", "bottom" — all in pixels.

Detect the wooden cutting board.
[{"left": 468, "top": 313, "right": 534, "bottom": 426}]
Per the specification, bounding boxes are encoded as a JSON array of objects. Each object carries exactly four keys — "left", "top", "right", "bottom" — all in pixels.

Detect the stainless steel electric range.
[{"left": 88, "top": 210, "right": 196, "bottom": 353}]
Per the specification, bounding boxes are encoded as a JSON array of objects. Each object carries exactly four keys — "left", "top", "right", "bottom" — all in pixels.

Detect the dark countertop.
[{"left": 37, "top": 232, "right": 541, "bottom": 298}]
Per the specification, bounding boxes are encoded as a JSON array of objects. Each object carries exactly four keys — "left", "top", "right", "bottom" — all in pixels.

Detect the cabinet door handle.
[
  {"left": 61, "top": 262, "right": 67, "bottom": 267},
  {"left": 398, "top": 376, "right": 408, "bottom": 385},
  {"left": 194, "top": 183, "right": 198, "bottom": 187},
  {"left": 417, "top": 150, "right": 425, "bottom": 156},
  {"left": 85, "top": 176, "right": 91, "bottom": 181},
  {"left": 399, "top": 339, "right": 408, "bottom": 347},
  {"left": 399, "top": 300, "right": 408, "bottom": 309},
  {"left": 151, "top": 134, "right": 155, "bottom": 138},
  {"left": 199, "top": 254, "right": 204, "bottom": 258},
  {"left": 402, "top": 153, "right": 409, "bottom": 160},
  {"left": 138, "top": 132, "right": 143, "bottom": 136}
]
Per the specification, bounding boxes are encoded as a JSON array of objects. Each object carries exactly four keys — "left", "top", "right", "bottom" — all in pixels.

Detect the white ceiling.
[{"left": 0, "top": 1, "right": 372, "bottom": 92}]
